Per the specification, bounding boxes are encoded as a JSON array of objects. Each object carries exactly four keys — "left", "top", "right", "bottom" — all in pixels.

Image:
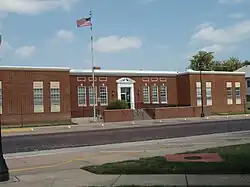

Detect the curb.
[{"left": 1, "top": 128, "right": 33, "bottom": 133}]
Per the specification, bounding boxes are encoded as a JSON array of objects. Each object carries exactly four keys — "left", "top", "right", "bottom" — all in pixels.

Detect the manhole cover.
[{"left": 184, "top": 156, "right": 202, "bottom": 160}]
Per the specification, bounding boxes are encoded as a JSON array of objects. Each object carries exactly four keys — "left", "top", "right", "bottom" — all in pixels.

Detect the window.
[
  {"left": 143, "top": 86, "right": 150, "bottom": 104},
  {"left": 206, "top": 82, "right": 212, "bottom": 106},
  {"left": 235, "top": 82, "right": 241, "bottom": 104},
  {"left": 89, "top": 86, "right": 97, "bottom": 106},
  {"left": 160, "top": 86, "right": 168, "bottom": 103},
  {"left": 50, "top": 81, "right": 60, "bottom": 112},
  {"left": 33, "top": 81, "right": 44, "bottom": 113},
  {"left": 99, "top": 86, "right": 108, "bottom": 105},
  {"left": 247, "top": 80, "right": 250, "bottom": 88},
  {"left": 226, "top": 82, "right": 233, "bottom": 105},
  {"left": 151, "top": 85, "right": 159, "bottom": 103},
  {"left": 0, "top": 81, "right": 2, "bottom": 114},
  {"left": 196, "top": 82, "right": 201, "bottom": 106},
  {"left": 77, "top": 86, "right": 86, "bottom": 106}
]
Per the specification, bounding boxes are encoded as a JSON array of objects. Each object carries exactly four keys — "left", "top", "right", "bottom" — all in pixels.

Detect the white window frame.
[
  {"left": 143, "top": 86, "right": 150, "bottom": 104},
  {"left": 0, "top": 81, "right": 2, "bottom": 114},
  {"left": 99, "top": 86, "right": 108, "bottom": 106},
  {"left": 89, "top": 86, "right": 97, "bottom": 106},
  {"left": 206, "top": 82, "right": 212, "bottom": 106},
  {"left": 235, "top": 82, "right": 241, "bottom": 104},
  {"left": 160, "top": 85, "right": 168, "bottom": 104},
  {"left": 50, "top": 81, "right": 60, "bottom": 112},
  {"left": 151, "top": 85, "right": 159, "bottom": 104},
  {"left": 77, "top": 86, "right": 86, "bottom": 107},
  {"left": 196, "top": 82, "right": 201, "bottom": 106},
  {"left": 226, "top": 82, "right": 233, "bottom": 105},
  {"left": 33, "top": 81, "right": 44, "bottom": 113}
]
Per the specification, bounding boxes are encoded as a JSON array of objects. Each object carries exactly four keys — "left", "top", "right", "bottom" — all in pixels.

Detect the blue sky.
[{"left": 0, "top": 0, "right": 250, "bottom": 71}]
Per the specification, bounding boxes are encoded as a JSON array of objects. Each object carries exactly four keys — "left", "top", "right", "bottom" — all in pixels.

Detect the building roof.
[
  {"left": 235, "top": 65, "right": 250, "bottom": 77},
  {"left": 70, "top": 69, "right": 178, "bottom": 76},
  {"left": 0, "top": 66, "right": 70, "bottom": 71},
  {"left": 0, "top": 66, "right": 245, "bottom": 76}
]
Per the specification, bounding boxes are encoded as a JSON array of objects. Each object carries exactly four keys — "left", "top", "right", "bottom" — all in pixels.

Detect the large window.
[
  {"left": 77, "top": 86, "right": 86, "bottom": 106},
  {"left": 143, "top": 86, "right": 150, "bottom": 104},
  {"left": 33, "top": 81, "right": 44, "bottom": 113},
  {"left": 226, "top": 82, "right": 233, "bottom": 105},
  {"left": 151, "top": 85, "right": 159, "bottom": 103},
  {"left": 247, "top": 79, "right": 250, "bottom": 88},
  {"left": 50, "top": 81, "right": 60, "bottom": 112},
  {"left": 0, "top": 81, "right": 2, "bottom": 114},
  {"left": 160, "top": 85, "right": 168, "bottom": 103},
  {"left": 196, "top": 82, "right": 201, "bottom": 106},
  {"left": 206, "top": 82, "right": 212, "bottom": 106},
  {"left": 99, "top": 86, "right": 108, "bottom": 105},
  {"left": 235, "top": 82, "right": 241, "bottom": 104},
  {"left": 89, "top": 86, "right": 97, "bottom": 106}
]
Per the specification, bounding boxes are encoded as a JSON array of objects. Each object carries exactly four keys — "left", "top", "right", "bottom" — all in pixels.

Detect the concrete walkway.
[
  {"left": 2, "top": 170, "right": 250, "bottom": 187},
  {"left": 2, "top": 130, "right": 250, "bottom": 186},
  {"left": 2, "top": 114, "right": 250, "bottom": 137}
]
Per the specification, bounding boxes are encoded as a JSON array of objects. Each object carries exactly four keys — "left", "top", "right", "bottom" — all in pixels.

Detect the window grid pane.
[
  {"left": 100, "top": 86, "right": 108, "bottom": 105},
  {"left": 160, "top": 86, "right": 167, "bottom": 103},
  {"left": 143, "top": 86, "right": 150, "bottom": 103},
  {"left": 236, "top": 87, "right": 241, "bottom": 99},
  {"left": 89, "top": 86, "right": 97, "bottom": 105},
  {"left": 50, "top": 88, "right": 60, "bottom": 105},
  {"left": 33, "top": 88, "right": 43, "bottom": 105},
  {"left": 247, "top": 80, "right": 250, "bottom": 88},
  {"left": 227, "top": 87, "right": 232, "bottom": 99},
  {"left": 78, "top": 86, "right": 86, "bottom": 106},
  {"left": 151, "top": 86, "right": 159, "bottom": 103}
]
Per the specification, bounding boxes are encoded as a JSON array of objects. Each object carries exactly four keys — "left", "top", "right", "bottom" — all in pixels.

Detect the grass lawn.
[{"left": 82, "top": 143, "right": 250, "bottom": 175}]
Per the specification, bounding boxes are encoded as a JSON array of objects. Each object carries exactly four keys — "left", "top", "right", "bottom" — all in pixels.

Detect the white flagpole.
[{"left": 89, "top": 10, "right": 96, "bottom": 121}]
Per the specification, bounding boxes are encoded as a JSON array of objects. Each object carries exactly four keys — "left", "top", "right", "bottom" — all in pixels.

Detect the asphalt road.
[{"left": 2, "top": 119, "right": 250, "bottom": 154}]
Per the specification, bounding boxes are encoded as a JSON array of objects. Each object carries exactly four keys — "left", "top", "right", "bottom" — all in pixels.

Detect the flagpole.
[{"left": 89, "top": 10, "right": 96, "bottom": 121}]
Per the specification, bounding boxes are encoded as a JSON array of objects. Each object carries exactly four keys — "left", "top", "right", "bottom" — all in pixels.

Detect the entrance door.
[{"left": 120, "top": 87, "right": 131, "bottom": 108}]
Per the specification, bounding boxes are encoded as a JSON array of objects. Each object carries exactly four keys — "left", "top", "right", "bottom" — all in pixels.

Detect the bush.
[{"left": 106, "top": 100, "right": 129, "bottom": 110}]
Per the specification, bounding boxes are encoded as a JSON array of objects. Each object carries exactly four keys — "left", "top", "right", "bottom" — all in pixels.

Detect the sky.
[{"left": 0, "top": 0, "right": 250, "bottom": 71}]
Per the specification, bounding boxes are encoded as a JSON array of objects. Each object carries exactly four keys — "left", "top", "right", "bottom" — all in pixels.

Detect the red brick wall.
[
  {"left": 154, "top": 106, "right": 212, "bottom": 119},
  {"left": 0, "top": 69, "right": 71, "bottom": 126},
  {"left": 103, "top": 109, "right": 133, "bottom": 122},
  {"left": 70, "top": 75, "right": 178, "bottom": 118}
]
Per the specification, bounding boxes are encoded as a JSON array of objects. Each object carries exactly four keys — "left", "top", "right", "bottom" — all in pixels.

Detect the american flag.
[{"left": 76, "top": 17, "right": 92, "bottom": 28}]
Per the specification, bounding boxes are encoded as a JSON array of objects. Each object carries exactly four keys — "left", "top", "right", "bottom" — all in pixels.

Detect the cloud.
[
  {"left": 199, "top": 44, "right": 224, "bottom": 53},
  {"left": 93, "top": 35, "right": 142, "bottom": 53},
  {"left": 15, "top": 45, "right": 35, "bottom": 58},
  {"left": 228, "top": 12, "right": 245, "bottom": 19},
  {"left": 0, "top": 0, "right": 79, "bottom": 14},
  {"left": 218, "top": 0, "right": 244, "bottom": 3},
  {"left": 191, "top": 20, "right": 250, "bottom": 45},
  {"left": 56, "top": 29, "right": 74, "bottom": 42}
]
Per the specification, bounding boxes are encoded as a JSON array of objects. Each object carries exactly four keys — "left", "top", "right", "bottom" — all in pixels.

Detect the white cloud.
[
  {"left": 218, "top": 0, "right": 244, "bottom": 3},
  {"left": 195, "top": 22, "right": 213, "bottom": 30},
  {"left": 199, "top": 44, "right": 224, "bottom": 53},
  {"left": 0, "top": 0, "right": 79, "bottom": 14},
  {"left": 93, "top": 35, "right": 142, "bottom": 53},
  {"left": 228, "top": 12, "right": 245, "bottom": 19},
  {"left": 56, "top": 29, "right": 74, "bottom": 42},
  {"left": 15, "top": 45, "right": 35, "bottom": 58},
  {"left": 191, "top": 20, "right": 250, "bottom": 45}
]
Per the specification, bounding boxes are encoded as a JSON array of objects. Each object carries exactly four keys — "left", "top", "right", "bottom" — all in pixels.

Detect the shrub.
[{"left": 106, "top": 100, "right": 129, "bottom": 110}]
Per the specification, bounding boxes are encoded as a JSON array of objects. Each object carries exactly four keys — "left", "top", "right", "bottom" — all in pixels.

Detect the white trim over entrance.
[{"left": 116, "top": 77, "right": 135, "bottom": 109}]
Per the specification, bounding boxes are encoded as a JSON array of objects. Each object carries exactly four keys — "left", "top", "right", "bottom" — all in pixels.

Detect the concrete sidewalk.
[
  {"left": 2, "top": 169, "right": 250, "bottom": 186},
  {"left": 2, "top": 114, "right": 250, "bottom": 137},
  {"left": 3, "top": 130, "right": 250, "bottom": 186}
]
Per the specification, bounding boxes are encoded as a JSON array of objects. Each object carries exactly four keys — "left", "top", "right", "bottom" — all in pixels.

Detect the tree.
[
  {"left": 188, "top": 51, "right": 215, "bottom": 71},
  {"left": 221, "top": 57, "right": 243, "bottom": 71}
]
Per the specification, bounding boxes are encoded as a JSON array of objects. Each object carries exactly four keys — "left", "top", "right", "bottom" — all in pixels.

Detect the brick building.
[{"left": 0, "top": 66, "right": 246, "bottom": 126}]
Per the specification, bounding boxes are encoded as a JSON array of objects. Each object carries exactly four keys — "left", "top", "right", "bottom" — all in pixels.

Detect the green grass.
[{"left": 82, "top": 143, "right": 250, "bottom": 175}]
